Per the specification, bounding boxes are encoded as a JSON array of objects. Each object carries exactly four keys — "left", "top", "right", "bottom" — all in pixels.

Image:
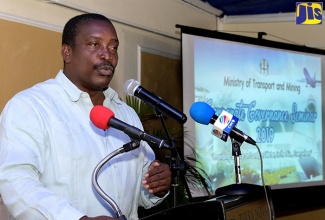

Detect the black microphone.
[
  {"left": 189, "top": 102, "right": 256, "bottom": 145},
  {"left": 90, "top": 105, "right": 171, "bottom": 149},
  {"left": 124, "top": 79, "right": 187, "bottom": 124}
]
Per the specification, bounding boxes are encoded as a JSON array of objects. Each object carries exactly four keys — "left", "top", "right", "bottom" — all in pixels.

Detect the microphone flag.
[{"left": 211, "top": 110, "right": 239, "bottom": 142}]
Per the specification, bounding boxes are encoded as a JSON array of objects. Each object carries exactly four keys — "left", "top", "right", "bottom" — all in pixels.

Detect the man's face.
[{"left": 62, "top": 20, "right": 119, "bottom": 93}]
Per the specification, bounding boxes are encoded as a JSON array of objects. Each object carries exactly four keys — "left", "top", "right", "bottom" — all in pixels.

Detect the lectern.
[{"left": 140, "top": 184, "right": 274, "bottom": 220}]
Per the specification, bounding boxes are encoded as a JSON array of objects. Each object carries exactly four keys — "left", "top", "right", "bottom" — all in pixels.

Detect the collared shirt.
[{"left": 0, "top": 70, "right": 164, "bottom": 220}]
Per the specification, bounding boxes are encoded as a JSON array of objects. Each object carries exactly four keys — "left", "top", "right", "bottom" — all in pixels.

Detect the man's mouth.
[{"left": 94, "top": 62, "right": 115, "bottom": 76}]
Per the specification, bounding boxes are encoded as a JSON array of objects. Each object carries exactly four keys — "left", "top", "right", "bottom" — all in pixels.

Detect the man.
[{"left": 0, "top": 13, "right": 171, "bottom": 220}]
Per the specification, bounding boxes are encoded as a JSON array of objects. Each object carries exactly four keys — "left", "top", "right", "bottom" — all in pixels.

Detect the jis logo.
[{"left": 296, "top": 2, "right": 323, "bottom": 25}]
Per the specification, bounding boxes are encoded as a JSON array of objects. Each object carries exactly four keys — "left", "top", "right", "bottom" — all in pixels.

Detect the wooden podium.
[{"left": 141, "top": 184, "right": 275, "bottom": 220}]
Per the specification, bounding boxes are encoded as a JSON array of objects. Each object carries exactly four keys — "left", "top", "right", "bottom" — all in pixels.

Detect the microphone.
[
  {"left": 189, "top": 102, "right": 256, "bottom": 145},
  {"left": 124, "top": 79, "right": 187, "bottom": 124},
  {"left": 90, "top": 105, "right": 171, "bottom": 149}
]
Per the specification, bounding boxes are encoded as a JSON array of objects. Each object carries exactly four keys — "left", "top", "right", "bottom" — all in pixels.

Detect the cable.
[{"left": 254, "top": 143, "right": 276, "bottom": 220}]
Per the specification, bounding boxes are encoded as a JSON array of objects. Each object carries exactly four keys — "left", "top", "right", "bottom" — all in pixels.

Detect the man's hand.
[
  {"left": 142, "top": 160, "right": 172, "bottom": 197},
  {"left": 80, "top": 216, "right": 118, "bottom": 220}
]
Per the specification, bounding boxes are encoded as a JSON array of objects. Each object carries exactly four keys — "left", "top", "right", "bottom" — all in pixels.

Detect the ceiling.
[{"left": 183, "top": 0, "right": 325, "bottom": 17}]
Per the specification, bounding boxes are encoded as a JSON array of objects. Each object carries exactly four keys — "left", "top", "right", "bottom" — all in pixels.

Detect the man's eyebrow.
[
  {"left": 88, "top": 36, "right": 119, "bottom": 43},
  {"left": 88, "top": 36, "right": 102, "bottom": 40},
  {"left": 111, "top": 39, "right": 119, "bottom": 44}
]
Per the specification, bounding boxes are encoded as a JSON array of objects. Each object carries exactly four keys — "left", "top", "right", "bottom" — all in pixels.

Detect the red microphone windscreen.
[{"left": 90, "top": 105, "right": 115, "bottom": 130}]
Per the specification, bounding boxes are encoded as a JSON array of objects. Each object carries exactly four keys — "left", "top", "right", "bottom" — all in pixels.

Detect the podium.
[
  {"left": 140, "top": 184, "right": 275, "bottom": 220},
  {"left": 141, "top": 126, "right": 276, "bottom": 219}
]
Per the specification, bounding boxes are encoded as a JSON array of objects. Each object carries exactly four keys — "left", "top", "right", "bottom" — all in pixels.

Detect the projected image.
[{"left": 182, "top": 32, "right": 324, "bottom": 194}]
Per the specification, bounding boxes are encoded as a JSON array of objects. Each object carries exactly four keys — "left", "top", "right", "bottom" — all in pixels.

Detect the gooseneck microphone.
[
  {"left": 90, "top": 105, "right": 171, "bottom": 148},
  {"left": 189, "top": 102, "right": 256, "bottom": 145},
  {"left": 124, "top": 79, "right": 187, "bottom": 124}
]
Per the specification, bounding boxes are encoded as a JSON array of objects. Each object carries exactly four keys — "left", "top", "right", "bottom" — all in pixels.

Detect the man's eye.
[
  {"left": 89, "top": 42, "right": 99, "bottom": 47},
  {"left": 109, "top": 46, "right": 118, "bottom": 54}
]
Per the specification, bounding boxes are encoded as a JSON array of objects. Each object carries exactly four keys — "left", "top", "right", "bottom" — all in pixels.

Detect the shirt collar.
[
  {"left": 55, "top": 70, "right": 120, "bottom": 103},
  {"left": 55, "top": 70, "right": 82, "bottom": 102}
]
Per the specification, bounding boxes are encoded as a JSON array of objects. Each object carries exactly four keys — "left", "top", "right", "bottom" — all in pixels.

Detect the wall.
[
  {"left": 1, "top": 0, "right": 325, "bottom": 219},
  {"left": 217, "top": 13, "right": 325, "bottom": 49},
  {"left": 0, "top": 1, "right": 215, "bottom": 218},
  {"left": 0, "top": 19, "right": 62, "bottom": 110},
  {"left": 0, "top": 0, "right": 217, "bottom": 110}
]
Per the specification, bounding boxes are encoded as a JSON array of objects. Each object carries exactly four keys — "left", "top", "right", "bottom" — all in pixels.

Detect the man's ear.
[{"left": 61, "top": 44, "right": 72, "bottom": 63}]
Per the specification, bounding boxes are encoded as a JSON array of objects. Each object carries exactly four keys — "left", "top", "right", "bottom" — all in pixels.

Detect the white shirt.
[{"left": 0, "top": 70, "right": 164, "bottom": 220}]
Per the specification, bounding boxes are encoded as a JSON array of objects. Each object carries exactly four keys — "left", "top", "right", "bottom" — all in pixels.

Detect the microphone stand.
[
  {"left": 154, "top": 109, "right": 193, "bottom": 207},
  {"left": 215, "top": 135, "right": 261, "bottom": 196},
  {"left": 232, "top": 138, "right": 243, "bottom": 184},
  {"left": 214, "top": 136, "right": 276, "bottom": 220},
  {"left": 92, "top": 140, "right": 140, "bottom": 220}
]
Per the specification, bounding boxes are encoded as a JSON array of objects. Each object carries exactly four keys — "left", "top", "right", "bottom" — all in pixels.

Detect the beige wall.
[
  {"left": 0, "top": 1, "right": 324, "bottom": 219},
  {"left": 2, "top": 0, "right": 323, "bottom": 109},
  {"left": 217, "top": 14, "right": 325, "bottom": 49},
  {"left": 0, "top": 0, "right": 217, "bottom": 110},
  {"left": 0, "top": 19, "right": 62, "bottom": 110}
]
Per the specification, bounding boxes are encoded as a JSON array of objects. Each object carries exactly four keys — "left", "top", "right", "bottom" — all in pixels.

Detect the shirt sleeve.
[
  {"left": 132, "top": 119, "right": 170, "bottom": 209},
  {"left": 111, "top": 97, "right": 170, "bottom": 209},
  {"left": 0, "top": 97, "right": 85, "bottom": 220}
]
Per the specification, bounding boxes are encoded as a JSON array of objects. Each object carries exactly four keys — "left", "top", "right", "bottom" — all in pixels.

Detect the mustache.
[{"left": 93, "top": 61, "right": 115, "bottom": 72}]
